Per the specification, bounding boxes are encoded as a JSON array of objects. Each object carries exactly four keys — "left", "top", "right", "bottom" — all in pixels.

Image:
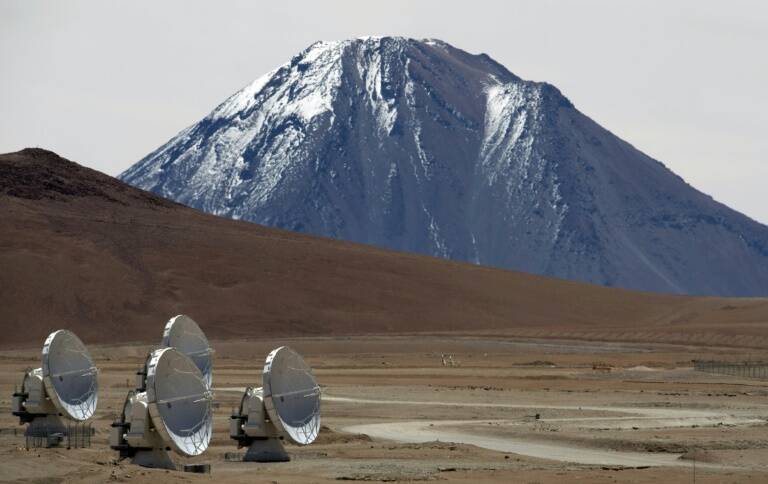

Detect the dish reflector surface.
[
  {"left": 161, "top": 315, "right": 213, "bottom": 388},
  {"left": 146, "top": 347, "right": 212, "bottom": 456},
  {"left": 42, "top": 330, "right": 98, "bottom": 421},
  {"left": 262, "top": 346, "right": 320, "bottom": 445}
]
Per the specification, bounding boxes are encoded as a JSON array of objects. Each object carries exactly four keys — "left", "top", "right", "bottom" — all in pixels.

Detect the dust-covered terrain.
[{"left": 2, "top": 336, "right": 767, "bottom": 483}]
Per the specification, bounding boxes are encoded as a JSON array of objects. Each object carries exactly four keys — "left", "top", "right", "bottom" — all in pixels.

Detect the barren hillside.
[{"left": 2, "top": 148, "right": 767, "bottom": 348}]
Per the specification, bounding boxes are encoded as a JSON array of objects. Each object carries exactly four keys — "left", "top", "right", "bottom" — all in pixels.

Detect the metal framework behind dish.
[
  {"left": 11, "top": 330, "right": 98, "bottom": 448},
  {"left": 230, "top": 346, "right": 321, "bottom": 462}
]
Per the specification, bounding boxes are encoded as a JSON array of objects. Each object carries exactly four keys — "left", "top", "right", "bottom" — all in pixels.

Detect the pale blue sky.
[{"left": 1, "top": 0, "right": 766, "bottom": 223}]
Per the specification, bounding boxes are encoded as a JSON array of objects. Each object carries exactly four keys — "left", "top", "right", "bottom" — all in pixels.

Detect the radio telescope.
[
  {"left": 161, "top": 315, "right": 213, "bottom": 388},
  {"left": 11, "top": 330, "right": 98, "bottom": 447},
  {"left": 109, "top": 347, "right": 213, "bottom": 469},
  {"left": 230, "top": 346, "right": 321, "bottom": 461},
  {"left": 135, "top": 315, "right": 213, "bottom": 392}
]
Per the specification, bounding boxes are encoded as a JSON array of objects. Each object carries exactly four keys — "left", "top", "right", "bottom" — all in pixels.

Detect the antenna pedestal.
[
  {"left": 230, "top": 387, "right": 290, "bottom": 462},
  {"left": 14, "top": 370, "right": 67, "bottom": 442},
  {"left": 111, "top": 394, "right": 176, "bottom": 469},
  {"left": 243, "top": 437, "right": 290, "bottom": 462},
  {"left": 131, "top": 447, "right": 177, "bottom": 470}
]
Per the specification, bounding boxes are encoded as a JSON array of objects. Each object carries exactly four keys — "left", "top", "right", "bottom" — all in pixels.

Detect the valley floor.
[{"left": 1, "top": 335, "right": 767, "bottom": 483}]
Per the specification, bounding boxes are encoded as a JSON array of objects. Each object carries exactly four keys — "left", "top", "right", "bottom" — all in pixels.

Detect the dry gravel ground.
[{"left": 2, "top": 335, "right": 768, "bottom": 483}]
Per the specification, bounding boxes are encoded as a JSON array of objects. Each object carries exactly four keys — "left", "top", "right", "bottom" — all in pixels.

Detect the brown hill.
[{"left": 1, "top": 148, "right": 767, "bottom": 349}]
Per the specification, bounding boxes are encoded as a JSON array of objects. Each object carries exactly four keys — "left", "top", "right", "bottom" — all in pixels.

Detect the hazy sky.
[{"left": 1, "top": 0, "right": 766, "bottom": 224}]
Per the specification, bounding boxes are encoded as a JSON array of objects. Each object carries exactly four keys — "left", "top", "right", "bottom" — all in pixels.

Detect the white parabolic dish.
[
  {"left": 161, "top": 315, "right": 213, "bottom": 388},
  {"left": 41, "top": 330, "right": 98, "bottom": 421},
  {"left": 146, "top": 347, "right": 212, "bottom": 456},
  {"left": 262, "top": 346, "right": 321, "bottom": 445}
]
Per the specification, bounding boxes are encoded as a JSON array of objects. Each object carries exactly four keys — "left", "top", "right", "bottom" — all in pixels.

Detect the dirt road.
[
  {"left": 330, "top": 394, "right": 763, "bottom": 467},
  {"left": 345, "top": 420, "right": 692, "bottom": 467}
]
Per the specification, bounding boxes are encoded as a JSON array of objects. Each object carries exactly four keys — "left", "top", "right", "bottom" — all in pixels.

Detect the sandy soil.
[{"left": 2, "top": 335, "right": 768, "bottom": 483}]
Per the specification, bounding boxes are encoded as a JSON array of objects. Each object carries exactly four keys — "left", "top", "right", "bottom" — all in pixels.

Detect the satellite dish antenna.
[
  {"left": 110, "top": 347, "right": 213, "bottom": 470},
  {"left": 230, "top": 346, "right": 320, "bottom": 461},
  {"left": 11, "top": 330, "right": 98, "bottom": 446},
  {"left": 134, "top": 315, "right": 213, "bottom": 393},
  {"left": 161, "top": 315, "right": 213, "bottom": 389}
]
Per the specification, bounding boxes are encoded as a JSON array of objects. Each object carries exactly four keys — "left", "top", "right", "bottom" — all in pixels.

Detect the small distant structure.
[
  {"left": 592, "top": 362, "right": 612, "bottom": 373},
  {"left": 693, "top": 360, "right": 768, "bottom": 380},
  {"left": 441, "top": 354, "right": 460, "bottom": 367}
]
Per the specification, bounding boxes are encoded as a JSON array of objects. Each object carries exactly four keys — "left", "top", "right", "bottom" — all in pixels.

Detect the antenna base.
[
  {"left": 131, "top": 447, "right": 176, "bottom": 470},
  {"left": 243, "top": 437, "right": 290, "bottom": 462}
]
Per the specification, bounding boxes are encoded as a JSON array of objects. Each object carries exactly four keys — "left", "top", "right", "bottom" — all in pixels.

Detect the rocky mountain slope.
[{"left": 120, "top": 37, "right": 768, "bottom": 296}]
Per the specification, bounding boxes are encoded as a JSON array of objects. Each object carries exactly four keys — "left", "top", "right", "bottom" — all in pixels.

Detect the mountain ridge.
[{"left": 120, "top": 36, "right": 768, "bottom": 296}]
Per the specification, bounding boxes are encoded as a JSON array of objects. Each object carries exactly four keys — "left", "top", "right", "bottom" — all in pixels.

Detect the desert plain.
[{"left": 2, "top": 334, "right": 768, "bottom": 483}]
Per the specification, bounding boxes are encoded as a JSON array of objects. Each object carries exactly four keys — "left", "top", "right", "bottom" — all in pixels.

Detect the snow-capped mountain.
[{"left": 120, "top": 37, "right": 768, "bottom": 296}]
